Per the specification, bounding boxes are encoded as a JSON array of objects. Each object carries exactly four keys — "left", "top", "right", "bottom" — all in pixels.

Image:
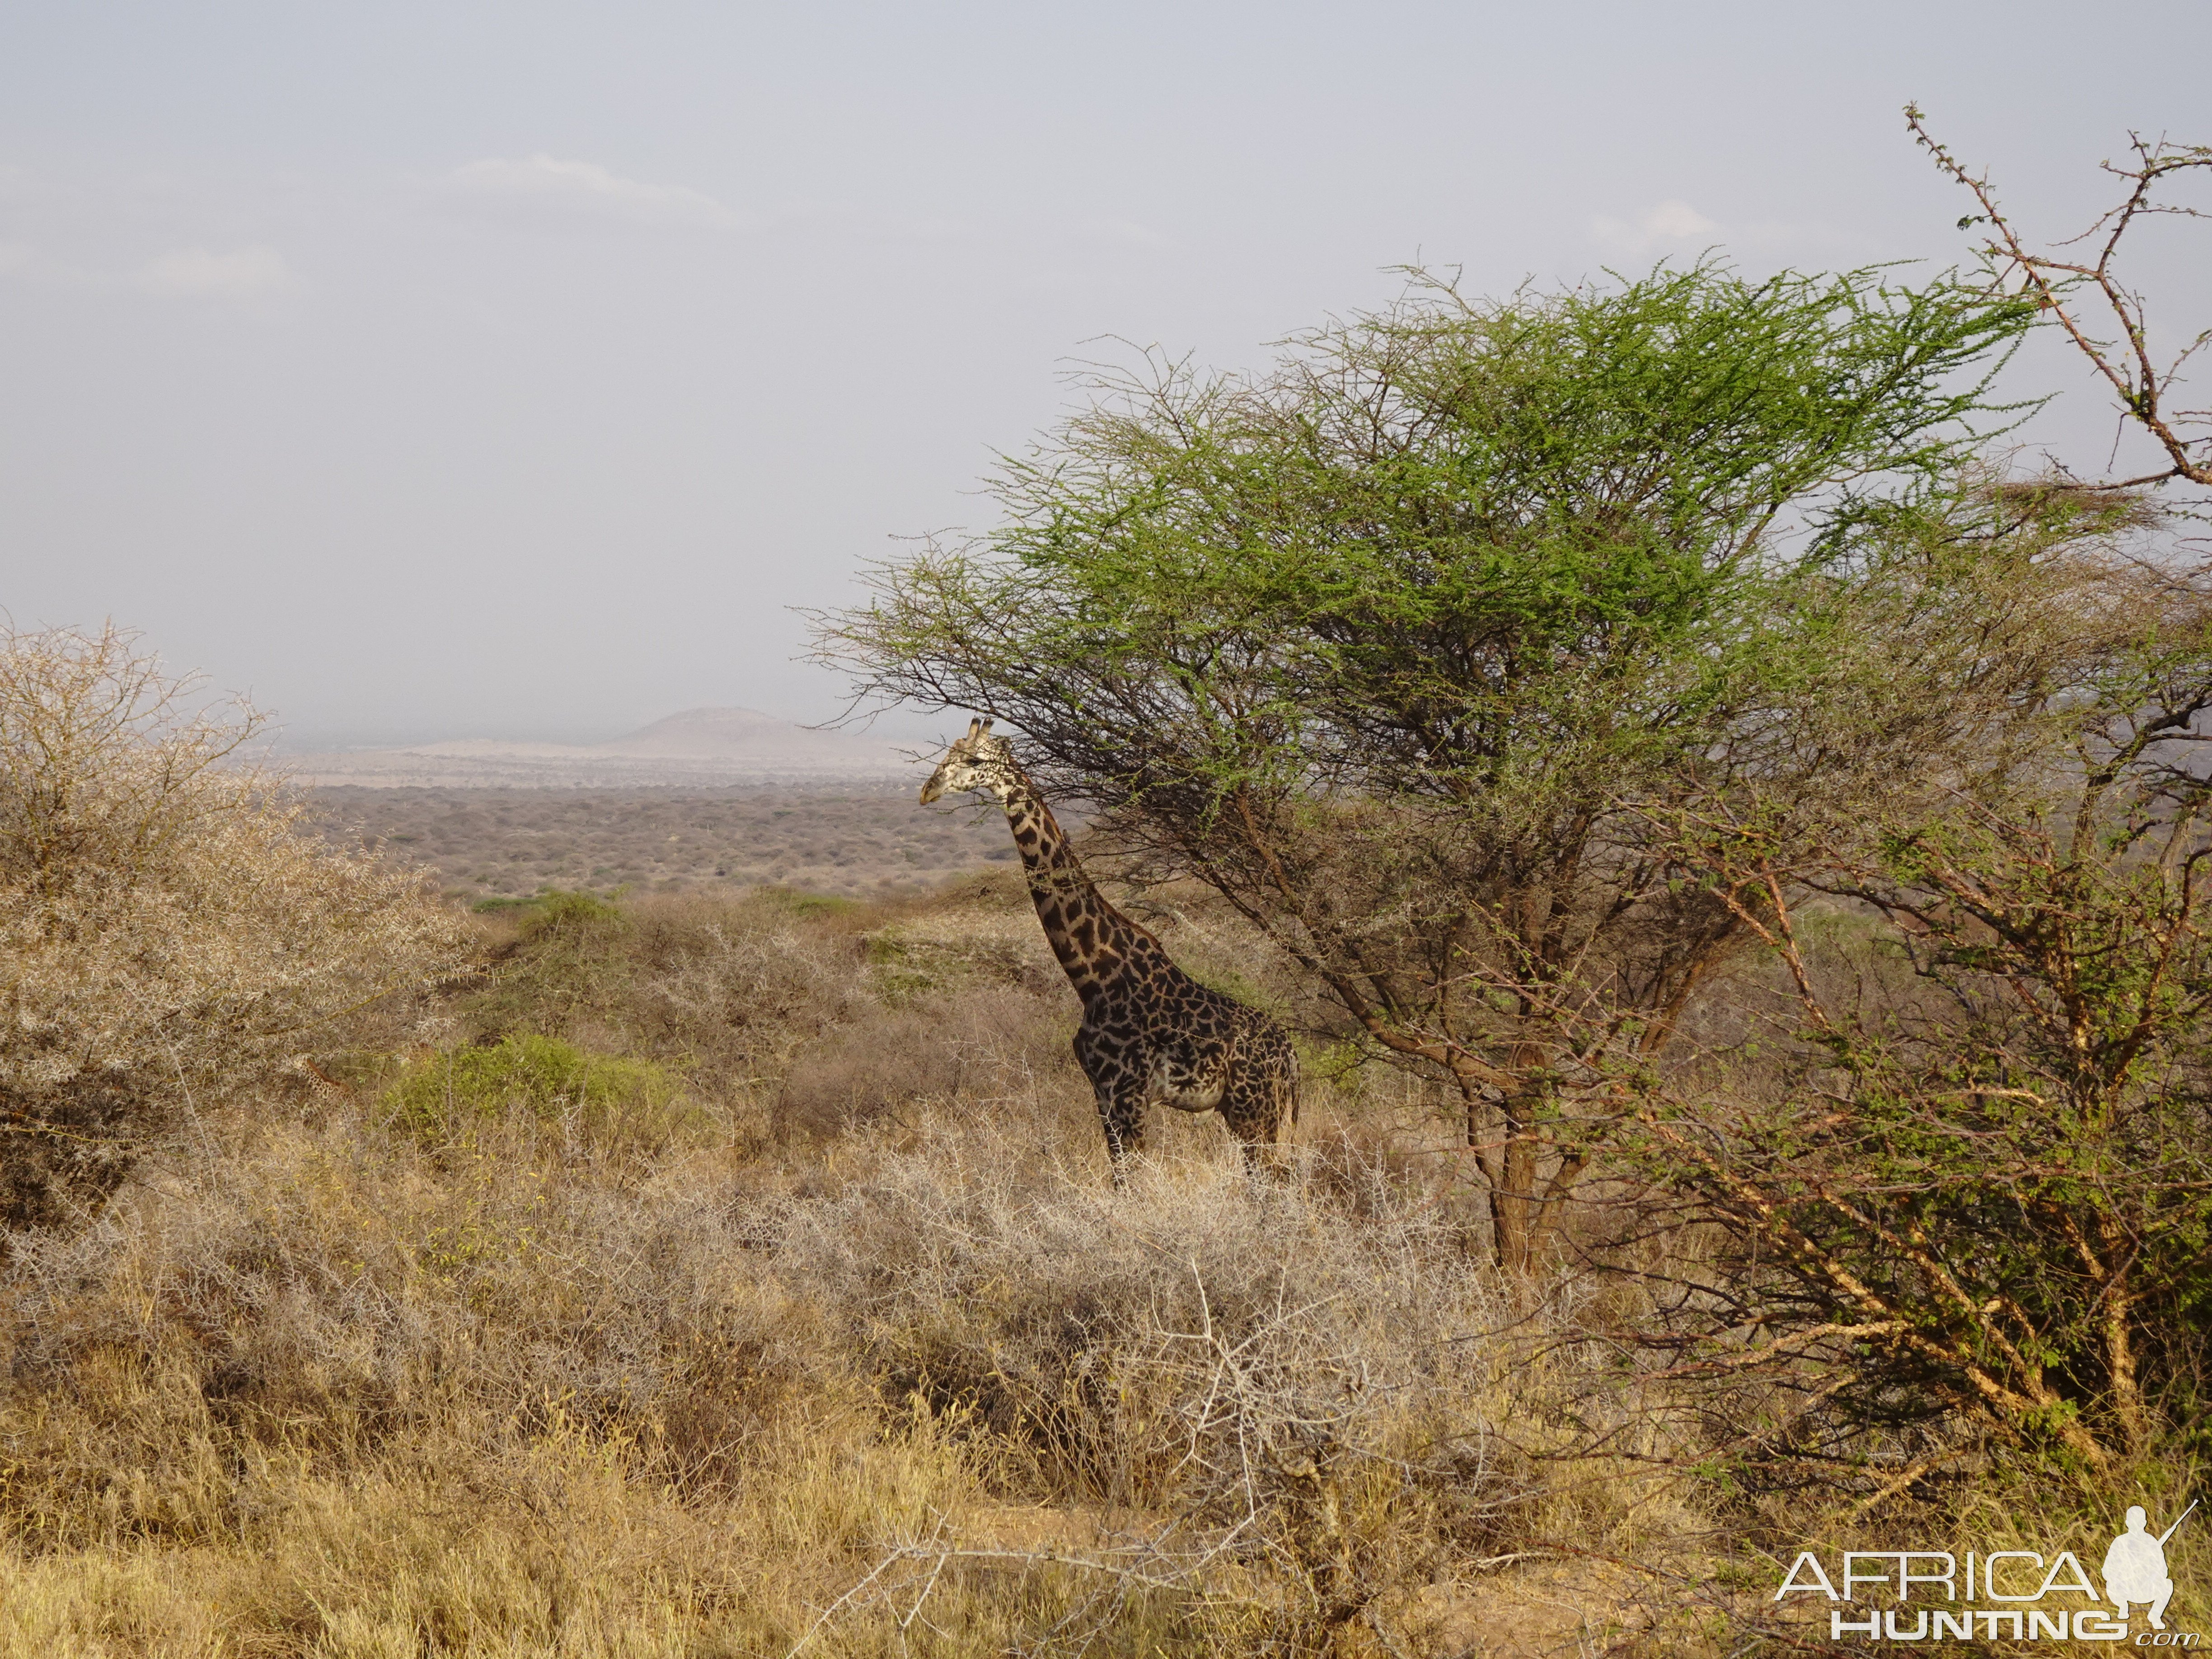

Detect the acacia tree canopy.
[{"left": 819, "top": 262, "right": 2034, "bottom": 1270}]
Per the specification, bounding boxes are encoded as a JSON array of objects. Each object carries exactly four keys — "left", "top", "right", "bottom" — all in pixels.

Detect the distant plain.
[
  {"left": 310, "top": 783, "right": 1023, "bottom": 902},
  {"left": 295, "top": 705, "right": 1026, "bottom": 902}
]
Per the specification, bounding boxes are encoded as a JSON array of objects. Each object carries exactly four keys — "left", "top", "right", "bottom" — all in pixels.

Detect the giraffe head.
[{"left": 920, "top": 717, "right": 1018, "bottom": 805}]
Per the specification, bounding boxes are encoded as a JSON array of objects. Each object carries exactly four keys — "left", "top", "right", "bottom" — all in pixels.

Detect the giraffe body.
[{"left": 922, "top": 719, "right": 1297, "bottom": 1181}]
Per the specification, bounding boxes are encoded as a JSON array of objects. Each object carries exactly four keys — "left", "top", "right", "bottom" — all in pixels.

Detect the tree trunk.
[{"left": 1490, "top": 1087, "right": 1545, "bottom": 1277}]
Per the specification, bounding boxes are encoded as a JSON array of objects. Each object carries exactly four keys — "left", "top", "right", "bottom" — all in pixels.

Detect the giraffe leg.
[
  {"left": 1220, "top": 1047, "right": 1294, "bottom": 1179},
  {"left": 1075, "top": 1028, "right": 1146, "bottom": 1187},
  {"left": 1098, "top": 1083, "right": 1149, "bottom": 1187}
]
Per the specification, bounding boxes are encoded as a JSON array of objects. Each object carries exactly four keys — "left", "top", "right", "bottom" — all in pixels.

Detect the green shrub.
[
  {"left": 515, "top": 889, "right": 628, "bottom": 937},
  {"left": 384, "top": 1034, "right": 679, "bottom": 1142},
  {"left": 468, "top": 890, "right": 634, "bottom": 1038},
  {"left": 754, "top": 887, "right": 858, "bottom": 919},
  {"left": 471, "top": 888, "right": 626, "bottom": 917}
]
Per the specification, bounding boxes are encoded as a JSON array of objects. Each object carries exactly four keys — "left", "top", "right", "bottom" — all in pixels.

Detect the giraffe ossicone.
[{"left": 920, "top": 717, "right": 1298, "bottom": 1183}]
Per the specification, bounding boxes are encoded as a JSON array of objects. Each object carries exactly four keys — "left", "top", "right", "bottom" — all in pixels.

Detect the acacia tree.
[
  {"left": 1601, "top": 121, "right": 2212, "bottom": 1486},
  {"left": 820, "top": 262, "right": 2031, "bottom": 1271},
  {"left": 1624, "top": 518, "right": 2212, "bottom": 1478}
]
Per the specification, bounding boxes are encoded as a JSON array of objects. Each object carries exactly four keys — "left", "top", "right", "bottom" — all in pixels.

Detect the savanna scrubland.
[
  {"left": 5, "top": 127, "right": 2211, "bottom": 1657},
  {"left": 0, "top": 639, "right": 1697, "bottom": 1655}
]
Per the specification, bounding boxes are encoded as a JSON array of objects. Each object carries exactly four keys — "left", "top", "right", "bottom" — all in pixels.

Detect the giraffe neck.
[{"left": 998, "top": 771, "right": 1144, "bottom": 999}]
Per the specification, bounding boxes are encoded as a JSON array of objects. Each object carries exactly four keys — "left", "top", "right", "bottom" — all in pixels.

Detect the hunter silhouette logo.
[
  {"left": 1774, "top": 1500, "right": 2199, "bottom": 1644},
  {"left": 2105, "top": 1502, "right": 2194, "bottom": 1633}
]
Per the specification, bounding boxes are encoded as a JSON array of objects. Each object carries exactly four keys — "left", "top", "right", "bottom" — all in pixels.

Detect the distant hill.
[{"left": 281, "top": 707, "right": 917, "bottom": 787}]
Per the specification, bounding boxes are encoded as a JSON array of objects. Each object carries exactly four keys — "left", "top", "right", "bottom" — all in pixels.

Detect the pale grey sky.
[{"left": 4, "top": 1, "right": 2206, "bottom": 745}]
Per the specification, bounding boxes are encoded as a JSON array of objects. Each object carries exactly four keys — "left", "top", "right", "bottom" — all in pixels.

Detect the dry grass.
[
  {"left": 37, "top": 859, "right": 2183, "bottom": 1655},
  {"left": 0, "top": 867, "right": 1750, "bottom": 1657},
  {"left": 0, "top": 1120, "right": 1707, "bottom": 1656},
  {"left": 0, "top": 1098, "right": 1002, "bottom": 1657}
]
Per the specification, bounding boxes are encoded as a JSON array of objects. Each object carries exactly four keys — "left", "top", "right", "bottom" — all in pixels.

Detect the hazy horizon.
[
  {"left": 6, "top": 1, "right": 2207, "bottom": 746},
  {"left": 272, "top": 699, "right": 936, "bottom": 754}
]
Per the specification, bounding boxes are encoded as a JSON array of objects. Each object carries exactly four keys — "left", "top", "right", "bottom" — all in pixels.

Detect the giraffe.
[{"left": 920, "top": 717, "right": 1298, "bottom": 1183}]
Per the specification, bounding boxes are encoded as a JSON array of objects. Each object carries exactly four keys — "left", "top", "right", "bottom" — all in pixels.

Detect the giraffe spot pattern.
[{"left": 919, "top": 724, "right": 1298, "bottom": 1184}]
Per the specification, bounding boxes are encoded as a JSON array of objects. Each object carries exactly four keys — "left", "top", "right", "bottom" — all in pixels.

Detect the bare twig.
[{"left": 1908, "top": 105, "right": 2212, "bottom": 491}]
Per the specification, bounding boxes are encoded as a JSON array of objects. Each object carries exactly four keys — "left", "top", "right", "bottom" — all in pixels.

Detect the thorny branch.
[{"left": 1908, "top": 104, "right": 2212, "bottom": 491}]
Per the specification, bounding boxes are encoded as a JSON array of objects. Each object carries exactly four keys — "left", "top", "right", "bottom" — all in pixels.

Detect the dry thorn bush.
[{"left": 0, "top": 623, "right": 468, "bottom": 1229}]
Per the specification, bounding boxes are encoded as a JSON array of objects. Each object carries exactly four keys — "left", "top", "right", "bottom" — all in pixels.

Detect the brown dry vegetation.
[
  {"left": 8, "top": 870, "right": 2207, "bottom": 1654},
  {"left": 0, "top": 865, "right": 1795, "bottom": 1658}
]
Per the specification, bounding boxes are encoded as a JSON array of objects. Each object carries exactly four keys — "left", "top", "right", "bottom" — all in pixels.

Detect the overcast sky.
[{"left": 4, "top": 1, "right": 2206, "bottom": 746}]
